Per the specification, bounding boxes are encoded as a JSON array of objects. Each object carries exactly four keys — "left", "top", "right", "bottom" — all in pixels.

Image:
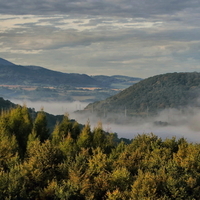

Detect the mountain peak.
[{"left": 0, "top": 58, "right": 15, "bottom": 66}]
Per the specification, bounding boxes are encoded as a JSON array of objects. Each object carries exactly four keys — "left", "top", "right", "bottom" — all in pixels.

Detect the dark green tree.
[
  {"left": 32, "top": 109, "right": 49, "bottom": 142},
  {"left": 0, "top": 106, "right": 32, "bottom": 157}
]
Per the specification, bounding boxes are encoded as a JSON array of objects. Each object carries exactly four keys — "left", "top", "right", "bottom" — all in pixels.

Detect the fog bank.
[
  {"left": 10, "top": 99, "right": 89, "bottom": 114},
  {"left": 10, "top": 99, "right": 200, "bottom": 142}
]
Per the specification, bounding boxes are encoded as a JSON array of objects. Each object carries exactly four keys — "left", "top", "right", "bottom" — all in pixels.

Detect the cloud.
[
  {"left": 0, "top": 1, "right": 200, "bottom": 78},
  {"left": 73, "top": 106, "right": 200, "bottom": 142},
  {"left": 10, "top": 99, "right": 90, "bottom": 115},
  {"left": 0, "top": 0, "right": 199, "bottom": 18}
]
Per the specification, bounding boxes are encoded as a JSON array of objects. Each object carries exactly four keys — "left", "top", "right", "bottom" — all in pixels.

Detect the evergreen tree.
[
  {"left": 0, "top": 130, "right": 19, "bottom": 171},
  {"left": 0, "top": 106, "right": 32, "bottom": 157},
  {"left": 77, "top": 121, "right": 92, "bottom": 149},
  {"left": 92, "top": 122, "right": 106, "bottom": 149},
  {"left": 32, "top": 109, "right": 49, "bottom": 142}
]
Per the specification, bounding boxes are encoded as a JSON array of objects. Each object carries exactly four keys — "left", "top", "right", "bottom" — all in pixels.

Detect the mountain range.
[{"left": 0, "top": 58, "right": 141, "bottom": 88}]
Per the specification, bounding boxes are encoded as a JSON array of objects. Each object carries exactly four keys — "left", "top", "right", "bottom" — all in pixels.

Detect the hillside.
[{"left": 84, "top": 72, "right": 200, "bottom": 116}]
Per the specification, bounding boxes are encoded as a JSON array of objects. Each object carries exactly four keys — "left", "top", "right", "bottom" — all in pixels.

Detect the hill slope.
[{"left": 84, "top": 72, "right": 200, "bottom": 116}]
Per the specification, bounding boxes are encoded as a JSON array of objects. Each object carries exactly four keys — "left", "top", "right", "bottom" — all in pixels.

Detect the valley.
[
  {"left": 2, "top": 58, "right": 200, "bottom": 142},
  {"left": 0, "top": 84, "right": 119, "bottom": 102}
]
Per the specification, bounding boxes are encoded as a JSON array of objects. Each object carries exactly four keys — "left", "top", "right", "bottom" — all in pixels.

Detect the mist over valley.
[
  {"left": 1, "top": 58, "right": 200, "bottom": 142},
  {"left": 9, "top": 98, "right": 200, "bottom": 143}
]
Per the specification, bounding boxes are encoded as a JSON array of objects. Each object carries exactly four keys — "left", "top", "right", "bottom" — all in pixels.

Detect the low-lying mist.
[
  {"left": 74, "top": 107, "right": 200, "bottom": 142},
  {"left": 11, "top": 99, "right": 89, "bottom": 115},
  {"left": 10, "top": 99, "right": 200, "bottom": 142}
]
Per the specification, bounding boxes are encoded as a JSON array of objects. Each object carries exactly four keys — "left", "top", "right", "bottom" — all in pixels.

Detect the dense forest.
[
  {"left": 85, "top": 72, "right": 200, "bottom": 116},
  {"left": 1, "top": 106, "right": 200, "bottom": 199}
]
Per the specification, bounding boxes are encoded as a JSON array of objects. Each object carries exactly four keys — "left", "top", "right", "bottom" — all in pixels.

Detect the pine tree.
[
  {"left": 32, "top": 109, "right": 49, "bottom": 142},
  {"left": 77, "top": 121, "right": 92, "bottom": 149},
  {"left": 0, "top": 130, "right": 19, "bottom": 171},
  {"left": 0, "top": 106, "right": 32, "bottom": 158}
]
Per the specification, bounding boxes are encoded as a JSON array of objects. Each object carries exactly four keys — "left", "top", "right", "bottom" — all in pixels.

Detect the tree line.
[{"left": 1, "top": 106, "right": 200, "bottom": 199}]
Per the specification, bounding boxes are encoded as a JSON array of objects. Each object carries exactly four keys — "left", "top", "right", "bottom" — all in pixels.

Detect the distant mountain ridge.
[
  {"left": 84, "top": 72, "right": 200, "bottom": 116},
  {"left": 0, "top": 59, "right": 100, "bottom": 87},
  {"left": 0, "top": 58, "right": 141, "bottom": 88},
  {"left": 0, "top": 58, "right": 15, "bottom": 66}
]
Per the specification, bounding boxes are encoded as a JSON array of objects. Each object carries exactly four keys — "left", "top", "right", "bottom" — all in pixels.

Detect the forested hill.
[{"left": 84, "top": 72, "right": 200, "bottom": 116}]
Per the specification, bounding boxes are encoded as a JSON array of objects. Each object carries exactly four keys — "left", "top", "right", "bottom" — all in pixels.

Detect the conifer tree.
[
  {"left": 0, "top": 130, "right": 19, "bottom": 171},
  {"left": 93, "top": 122, "right": 106, "bottom": 149},
  {"left": 77, "top": 121, "right": 92, "bottom": 149},
  {"left": 51, "top": 122, "right": 62, "bottom": 146},
  {"left": 0, "top": 106, "right": 32, "bottom": 157},
  {"left": 58, "top": 113, "right": 72, "bottom": 137},
  {"left": 32, "top": 109, "right": 49, "bottom": 142}
]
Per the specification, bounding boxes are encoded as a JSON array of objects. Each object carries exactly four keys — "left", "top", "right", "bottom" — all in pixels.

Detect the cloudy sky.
[{"left": 0, "top": 0, "right": 200, "bottom": 78}]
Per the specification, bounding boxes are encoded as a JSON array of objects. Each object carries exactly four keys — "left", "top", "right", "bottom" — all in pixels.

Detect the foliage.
[
  {"left": 1, "top": 106, "right": 200, "bottom": 199},
  {"left": 0, "top": 105, "right": 32, "bottom": 157},
  {"left": 32, "top": 109, "right": 49, "bottom": 142}
]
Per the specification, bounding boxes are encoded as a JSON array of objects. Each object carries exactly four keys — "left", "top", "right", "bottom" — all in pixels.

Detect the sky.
[{"left": 0, "top": 0, "right": 200, "bottom": 78}]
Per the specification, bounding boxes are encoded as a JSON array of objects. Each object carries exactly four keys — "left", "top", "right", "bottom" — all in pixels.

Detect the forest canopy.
[{"left": 1, "top": 106, "right": 200, "bottom": 199}]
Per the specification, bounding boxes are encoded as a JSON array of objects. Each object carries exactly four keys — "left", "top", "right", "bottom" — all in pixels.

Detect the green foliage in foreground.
[{"left": 1, "top": 107, "right": 200, "bottom": 199}]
